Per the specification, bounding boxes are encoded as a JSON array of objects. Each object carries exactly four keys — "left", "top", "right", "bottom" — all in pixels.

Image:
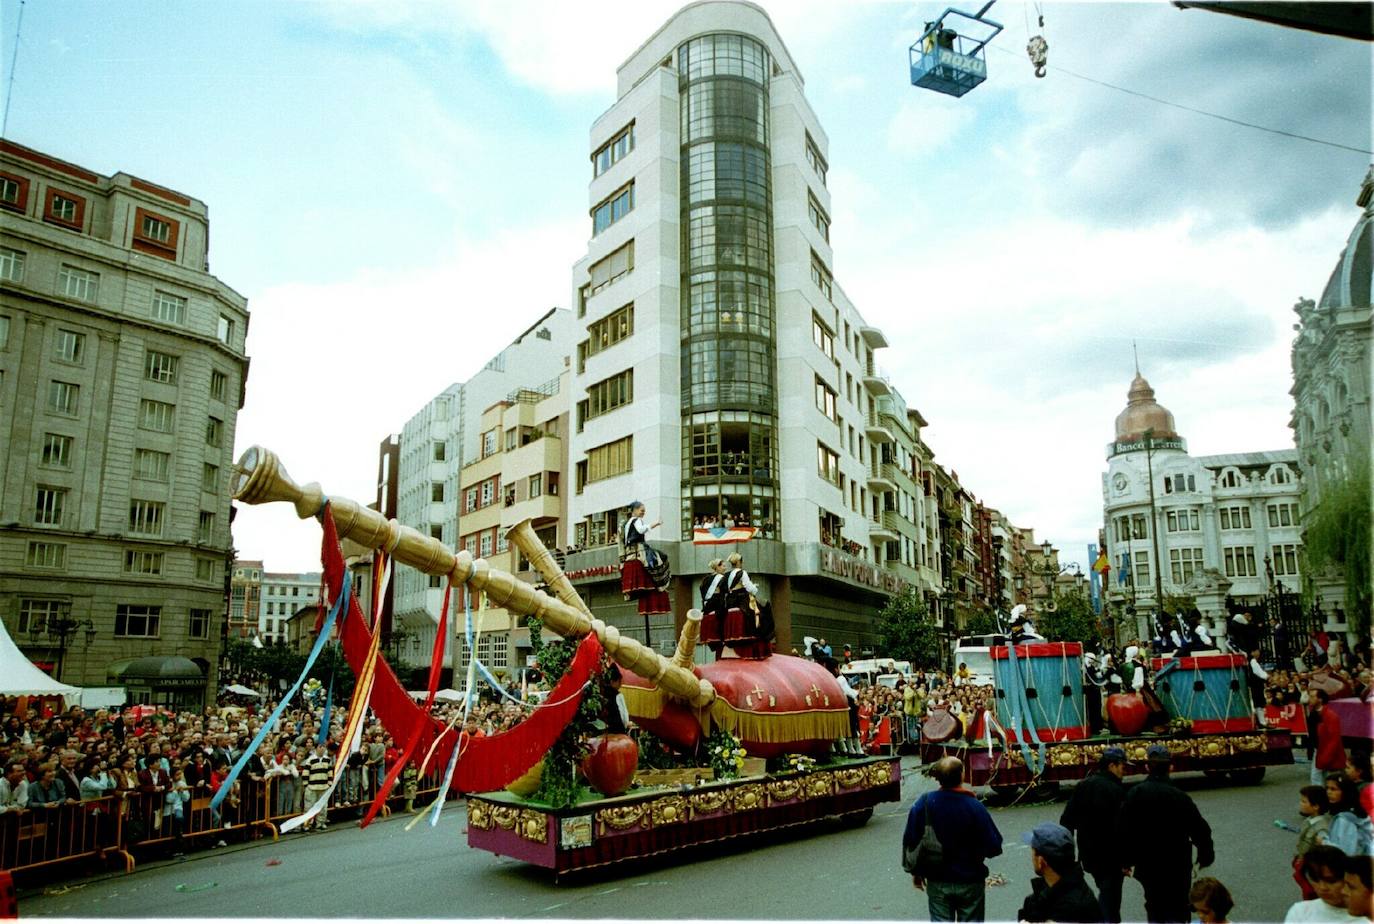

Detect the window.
[
  {"left": 817, "top": 442, "right": 840, "bottom": 485},
  {"left": 433, "top": 442, "right": 446, "bottom": 462},
  {"left": 480, "top": 479, "right": 495, "bottom": 508},
  {"left": 1165, "top": 508, "right": 1199, "bottom": 532},
  {"left": 210, "top": 370, "right": 227, "bottom": 402},
  {"left": 580, "top": 436, "right": 634, "bottom": 487},
  {"left": 529, "top": 473, "right": 542, "bottom": 498},
  {"left": 189, "top": 608, "right": 210, "bottom": 639},
  {"left": 1218, "top": 505, "right": 1252, "bottom": 530},
  {"left": 465, "top": 487, "right": 478, "bottom": 513},
  {"left": 582, "top": 303, "right": 634, "bottom": 365},
  {"left": 481, "top": 429, "right": 497, "bottom": 458},
  {"left": 217, "top": 314, "right": 234, "bottom": 345},
  {"left": 151, "top": 291, "right": 187, "bottom": 324},
  {"left": 1268, "top": 503, "right": 1299, "bottom": 528},
  {"left": 1133, "top": 550, "right": 1151, "bottom": 587},
  {"left": 18, "top": 599, "right": 63, "bottom": 635},
  {"left": 0, "top": 173, "right": 28, "bottom": 212},
  {"left": 26, "top": 541, "right": 66, "bottom": 569},
  {"left": 592, "top": 182, "right": 634, "bottom": 234},
  {"left": 48, "top": 380, "right": 79, "bottom": 416},
  {"left": 57, "top": 265, "right": 98, "bottom": 301},
  {"left": 1272, "top": 543, "right": 1300, "bottom": 576},
  {"left": 496, "top": 531, "right": 509, "bottom": 553},
  {"left": 592, "top": 122, "right": 635, "bottom": 177},
  {"left": 815, "top": 376, "right": 837, "bottom": 421},
  {"left": 0, "top": 247, "right": 24, "bottom": 282},
  {"left": 579, "top": 368, "right": 633, "bottom": 425},
  {"left": 206, "top": 416, "right": 223, "bottom": 447},
  {"left": 430, "top": 524, "right": 444, "bottom": 541},
  {"left": 196, "top": 558, "right": 215, "bottom": 581},
  {"left": 808, "top": 193, "right": 830, "bottom": 242},
  {"left": 41, "top": 433, "right": 72, "bottom": 468},
  {"left": 432, "top": 482, "right": 445, "bottom": 502},
  {"left": 45, "top": 190, "right": 84, "bottom": 229},
  {"left": 129, "top": 500, "right": 165, "bottom": 536},
  {"left": 134, "top": 448, "right": 171, "bottom": 482},
  {"left": 805, "top": 133, "right": 828, "bottom": 185},
  {"left": 812, "top": 314, "right": 834, "bottom": 359},
  {"left": 114, "top": 604, "right": 161, "bottom": 638},
  {"left": 145, "top": 350, "right": 180, "bottom": 384},
  {"left": 139, "top": 399, "right": 175, "bottom": 432},
  {"left": 141, "top": 213, "right": 171, "bottom": 244},
  {"left": 810, "top": 252, "right": 833, "bottom": 300},
  {"left": 1130, "top": 514, "right": 1149, "bottom": 540},
  {"left": 583, "top": 242, "right": 635, "bottom": 311},
  {"left": 505, "top": 428, "right": 519, "bottom": 451},
  {"left": 1222, "top": 546, "right": 1257, "bottom": 578},
  {"left": 35, "top": 486, "right": 67, "bottom": 525},
  {"left": 1166, "top": 547, "right": 1204, "bottom": 583},
  {"left": 198, "top": 511, "right": 215, "bottom": 542},
  {"left": 1219, "top": 469, "right": 1242, "bottom": 489},
  {"left": 480, "top": 532, "right": 494, "bottom": 558},
  {"left": 124, "top": 549, "right": 164, "bottom": 575},
  {"left": 0, "top": 314, "right": 7, "bottom": 348},
  {"left": 1269, "top": 465, "right": 1292, "bottom": 485}
]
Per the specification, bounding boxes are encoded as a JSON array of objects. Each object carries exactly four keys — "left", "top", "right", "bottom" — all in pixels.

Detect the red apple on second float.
[
  {"left": 1106, "top": 693, "right": 1149, "bottom": 736},
  {"left": 581, "top": 734, "right": 639, "bottom": 796}
]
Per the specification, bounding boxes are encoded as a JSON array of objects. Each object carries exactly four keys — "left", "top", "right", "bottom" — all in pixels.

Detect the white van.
[{"left": 951, "top": 635, "right": 1005, "bottom": 687}]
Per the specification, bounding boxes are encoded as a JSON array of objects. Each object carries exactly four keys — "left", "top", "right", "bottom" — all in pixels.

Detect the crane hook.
[{"left": 1026, "top": 35, "right": 1048, "bottom": 79}]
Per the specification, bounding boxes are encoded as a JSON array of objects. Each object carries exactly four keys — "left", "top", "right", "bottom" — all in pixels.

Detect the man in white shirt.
[{"left": 0, "top": 762, "right": 29, "bottom": 813}]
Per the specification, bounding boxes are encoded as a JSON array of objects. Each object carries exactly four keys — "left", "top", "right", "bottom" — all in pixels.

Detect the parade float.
[
  {"left": 230, "top": 447, "right": 900, "bottom": 876},
  {"left": 921, "top": 638, "right": 1295, "bottom": 795}
]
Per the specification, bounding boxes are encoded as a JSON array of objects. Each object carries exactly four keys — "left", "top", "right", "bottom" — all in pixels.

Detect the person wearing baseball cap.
[
  {"left": 1061, "top": 746, "right": 1130, "bottom": 921},
  {"left": 1016, "top": 822, "right": 1102, "bottom": 923},
  {"left": 1117, "top": 744, "right": 1215, "bottom": 922}
]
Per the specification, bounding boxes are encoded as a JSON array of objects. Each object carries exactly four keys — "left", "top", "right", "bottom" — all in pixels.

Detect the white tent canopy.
[{"left": 0, "top": 617, "right": 79, "bottom": 697}]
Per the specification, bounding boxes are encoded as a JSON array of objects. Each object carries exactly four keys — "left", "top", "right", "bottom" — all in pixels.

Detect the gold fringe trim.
[
  {"left": 708, "top": 699, "right": 850, "bottom": 744},
  {"left": 623, "top": 685, "right": 669, "bottom": 720}
]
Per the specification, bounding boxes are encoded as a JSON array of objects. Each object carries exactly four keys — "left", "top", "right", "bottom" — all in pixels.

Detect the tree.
[
  {"left": 1303, "top": 453, "right": 1371, "bottom": 639},
  {"left": 1039, "top": 590, "right": 1102, "bottom": 646},
  {"left": 963, "top": 611, "right": 1000, "bottom": 636},
  {"left": 877, "top": 589, "right": 945, "bottom": 668}
]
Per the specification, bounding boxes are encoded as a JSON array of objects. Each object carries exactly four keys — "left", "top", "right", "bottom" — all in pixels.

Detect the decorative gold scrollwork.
[
  {"left": 1005, "top": 749, "right": 1026, "bottom": 767},
  {"left": 518, "top": 810, "right": 548, "bottom": 844},
  {"left": 491, "top": 806, "right": 521, "bottom": 831},
  {"left": 1194, "top": 736, "right": 1227, "bottom": 759},
  {"left": 688, "top": 789, "right": 731, "bottom": 818},
  {"left": 731, "top": 783, "right": 765, "bottom": 812},
  {"left": 1080, "top": 744, "right": 1105, "bottom": 764},
  {"left": 1233, "top": 734, "right": 1265, "bottom": 753},
  {"left": 649, "top": 795, "right": 688, "bottom": 826},
  {"left": 834, "top": 767, "right": 868, "bottom": 789},
  {"left": 467, "top": 800, "right": 494, "bottom": 830},
  {"left": 597, "top": 804, "right": 651, "bottom": 833},
  {"left": 766, "top": 778, "right": 803, "bottom": 804},
  {"left": 1049, "top": 745, "right": 1081, "bottom": 768},
  {"left": 1124, "top": 742, "right": 1152, "bottom": 764},
  {"left": 804, "top": 771, "right": 834, "bottom": 799},
  {"left": 865, "top": 762, "right": 893, "bottom": 787},
  {"left": 1166, "top": 739, "right": 1193, "bottom": 758}
]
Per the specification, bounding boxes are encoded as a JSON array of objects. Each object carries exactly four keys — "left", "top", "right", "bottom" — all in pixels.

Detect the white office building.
[
  {"left": 563, "top": 1, "right": 908, "bottom": 654},
  {"left": 257, "top": 571, "right": 321, "bottom": 644}
]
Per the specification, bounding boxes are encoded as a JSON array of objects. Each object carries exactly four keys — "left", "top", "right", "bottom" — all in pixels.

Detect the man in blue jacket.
[{"left": 903, "top": 756, "right": 1004, "bottom": 921}]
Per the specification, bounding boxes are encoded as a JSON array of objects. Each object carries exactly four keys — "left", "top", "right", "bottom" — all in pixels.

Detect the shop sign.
[
  {"left": 1113, "top": 436, "right": 1184, "bottom": 455},
  {"left": 819, "top": 548, "right": 907, "bottom": 595}
]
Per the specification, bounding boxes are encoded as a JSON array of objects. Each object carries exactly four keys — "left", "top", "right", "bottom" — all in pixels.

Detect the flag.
[
  {"left": 1119, "top": 552, "right": 1129, "bottom": 585},
  {"left": 1092, "top": 546, "right": 1110, "bottom": 573},
  {"left": 1088, "top": 544, "right": 1102, "bottom": 615},
  {"left": 251, "top": 634, "right": 264, "bottom": 649}
]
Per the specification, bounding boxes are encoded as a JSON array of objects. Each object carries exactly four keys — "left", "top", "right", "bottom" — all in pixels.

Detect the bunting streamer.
[
  {"left": 316, "top": 665, "right": 335, "bottom": 746},
  {"left": 360, "top": 571, "right": 450, "bottom": 830},
  {"left": 282, "top": 554, "right": 392, "bottom": 833},
  {"left": 211, "top": 505, "right": 352, "bottom": 815},
  {"left": 319, "top": 524, "right": 605, "bottom": 795}
]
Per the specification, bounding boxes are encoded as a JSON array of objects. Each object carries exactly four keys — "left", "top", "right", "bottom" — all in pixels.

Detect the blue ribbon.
[
  {"left": 317, "top": 661, "right": 336, "bottom": 746},
  {"left": 1003, "top": 642, "right": 1047, "bottom": 776},
  {"left": 211, "top": 570, "right": 352, "bottom": 814}
]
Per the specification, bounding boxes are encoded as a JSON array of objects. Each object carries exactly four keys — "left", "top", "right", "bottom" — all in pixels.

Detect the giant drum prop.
[
  {"left": 992, "top": 642, "right": 1089, "bottom": 742},
  {"left": 1151, "top": 654, "right": 1254, "bottom": 733}
]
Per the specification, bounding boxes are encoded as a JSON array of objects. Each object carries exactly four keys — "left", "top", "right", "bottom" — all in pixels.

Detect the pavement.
[{"left": 18, "top": 758, "right": 1311, "bottom": 921}]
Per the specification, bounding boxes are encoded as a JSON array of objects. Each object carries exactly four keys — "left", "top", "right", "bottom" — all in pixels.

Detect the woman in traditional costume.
[
  {"left": 619, "top": 501, "right": 672, "bottom": 615},
  {"left": 699, "top": 559, "right": 728, "bottom": 655},
  {"left": 723, "top": 552, "right": 770, "bottom": 659}
]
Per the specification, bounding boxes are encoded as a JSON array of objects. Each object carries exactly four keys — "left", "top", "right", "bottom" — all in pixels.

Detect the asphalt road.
[{"left": 20, "top": 759, "right": 1311, "bottom": 921}]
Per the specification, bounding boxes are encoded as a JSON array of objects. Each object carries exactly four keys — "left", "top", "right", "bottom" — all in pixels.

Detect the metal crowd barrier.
[{"left": 0, "top": 797, "right": 129, "bottom": 877}]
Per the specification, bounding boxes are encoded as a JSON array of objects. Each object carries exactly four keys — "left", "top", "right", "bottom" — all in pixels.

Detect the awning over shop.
[{"left": 108, "top": 656, "right": 207, "bottom": 688}]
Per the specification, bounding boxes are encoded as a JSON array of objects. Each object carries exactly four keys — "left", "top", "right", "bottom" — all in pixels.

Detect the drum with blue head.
[
  {"left": 1150, "top": 654, "right": 1255, "bottom": 733},
  {"left": 991, "top": 642, "right": 1089, "bottom": 742}
]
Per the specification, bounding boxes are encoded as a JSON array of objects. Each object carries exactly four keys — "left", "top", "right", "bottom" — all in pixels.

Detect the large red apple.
[
  {"left": 581, "top": 734, "right": 639, "bottom": 797},
  {"left": 1107, "top": 693, "right": 1149, "bottom": 736}
]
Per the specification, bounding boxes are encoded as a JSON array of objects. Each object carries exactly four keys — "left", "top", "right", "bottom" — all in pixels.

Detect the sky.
[{"left": 3, "top": 0, "right": 1369, "bottom": 574}]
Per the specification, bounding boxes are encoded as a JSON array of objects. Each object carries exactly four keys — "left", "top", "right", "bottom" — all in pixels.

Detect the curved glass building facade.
[{"left": 677, "top": 33, "right": 780, "bottom": 537}]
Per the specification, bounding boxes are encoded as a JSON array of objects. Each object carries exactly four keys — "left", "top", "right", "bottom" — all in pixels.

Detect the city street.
[{"left": 21, "top": 758, "right": 1309, "bottom": 920}]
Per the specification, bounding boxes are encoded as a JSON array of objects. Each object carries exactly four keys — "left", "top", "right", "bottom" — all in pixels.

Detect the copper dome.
[{"left": 1114, "top": 373, "right": 1180, "bottom": 442}]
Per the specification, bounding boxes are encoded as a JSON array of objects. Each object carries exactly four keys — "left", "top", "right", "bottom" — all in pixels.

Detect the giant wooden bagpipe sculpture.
[{"left": 230, "top": 446, "right": 858, "bottom": 797}]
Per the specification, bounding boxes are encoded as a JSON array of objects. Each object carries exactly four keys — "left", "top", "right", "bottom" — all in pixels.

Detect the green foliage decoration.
[
  {"left": 527, "top": 616, "right": 608, "bottom": 809},
  {"left": 1303, "top": 452, "right": 1371, "bottom": 637}
]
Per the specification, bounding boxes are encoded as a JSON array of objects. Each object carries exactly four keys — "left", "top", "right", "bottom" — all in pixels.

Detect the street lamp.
[{"left": 28, "top": 611, "right": 95, "bottom": 682}]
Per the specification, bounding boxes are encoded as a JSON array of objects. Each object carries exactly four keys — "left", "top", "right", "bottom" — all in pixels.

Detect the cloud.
[
  {"left": 886, "top": 95, "right": 977, "bottom": 155},
  {"left": 230, "top": 217, "right": 585, "bottom": 569}
]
